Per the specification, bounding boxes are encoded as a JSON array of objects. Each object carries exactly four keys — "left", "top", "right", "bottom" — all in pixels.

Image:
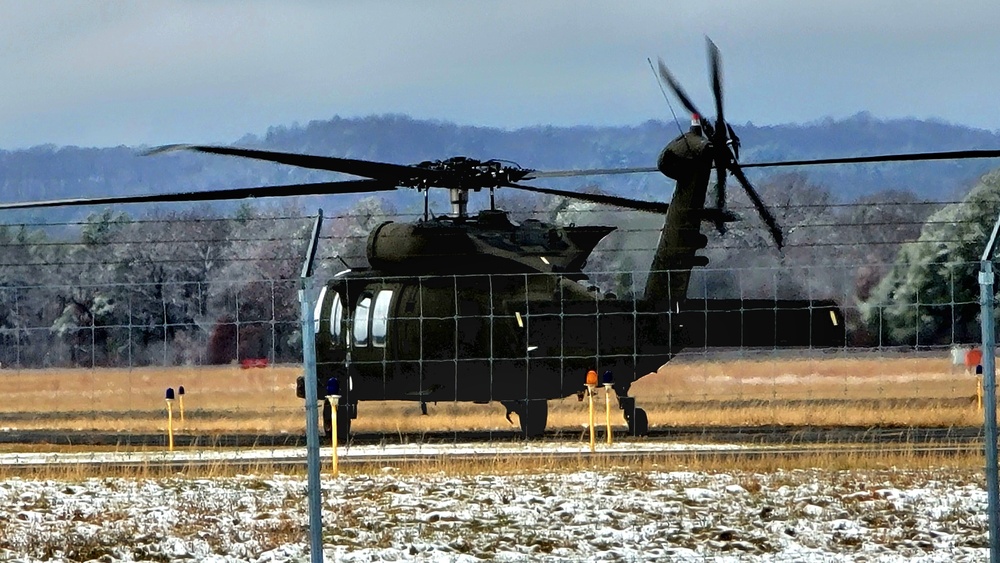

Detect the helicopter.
[{"left": 5, "top": 39, "right": 1000, "bottom": 439}]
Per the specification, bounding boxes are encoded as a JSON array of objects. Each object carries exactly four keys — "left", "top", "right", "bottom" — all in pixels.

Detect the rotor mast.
[{"left": 449, "top": 188, "right": 470, "bottom": 218}]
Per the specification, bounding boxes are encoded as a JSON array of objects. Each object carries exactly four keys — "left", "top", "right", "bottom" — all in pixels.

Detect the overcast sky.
[{"left": 2, "top": 1, "right": 999, "bottom": 149}]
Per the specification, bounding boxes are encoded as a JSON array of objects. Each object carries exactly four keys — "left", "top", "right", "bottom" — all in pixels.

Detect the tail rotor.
[{"left": 658, "top": 37, "right": 784, "bottom": 249}]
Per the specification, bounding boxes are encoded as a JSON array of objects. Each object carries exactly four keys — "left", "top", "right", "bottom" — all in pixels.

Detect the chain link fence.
[{"left": 0, "top": 223, "right": 987, "bottom": 437}]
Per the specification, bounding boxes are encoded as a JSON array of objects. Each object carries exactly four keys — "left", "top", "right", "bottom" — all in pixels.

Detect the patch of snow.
[{"left": 0, "top": 466, "right": 990, "bottom": 561}]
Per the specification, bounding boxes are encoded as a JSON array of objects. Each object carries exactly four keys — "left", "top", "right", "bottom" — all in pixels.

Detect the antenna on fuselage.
[{"left": 648, "top": 57, "right": 687, "bottom": 140}]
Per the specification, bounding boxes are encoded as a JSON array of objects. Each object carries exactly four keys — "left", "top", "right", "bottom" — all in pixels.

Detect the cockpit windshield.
[{"left": 329, "top": 292, "right": 343, "bottom": 345}]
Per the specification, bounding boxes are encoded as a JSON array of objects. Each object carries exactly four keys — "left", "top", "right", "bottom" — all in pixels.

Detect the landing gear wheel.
[
  {"left": 520, "top": 400, "right": 548, "bottom": 438},
  {"left": 626, "top": 407, "right": 649, "bottom": 437},
  {"left": 503, "top": 400, "right": 548, "bottom": 438}
]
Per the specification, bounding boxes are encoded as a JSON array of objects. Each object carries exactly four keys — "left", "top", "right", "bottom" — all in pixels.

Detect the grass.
[
  {"left": 0, "top": 444, "right": 984, "bottom": 480},
  {"left": 0, "top": 353, "right": 985, "bottom": 436}
]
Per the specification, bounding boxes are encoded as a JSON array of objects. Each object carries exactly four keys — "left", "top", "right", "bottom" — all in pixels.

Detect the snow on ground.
[{"left": 0, "top": 465, "right": 988, "bottom": 562}]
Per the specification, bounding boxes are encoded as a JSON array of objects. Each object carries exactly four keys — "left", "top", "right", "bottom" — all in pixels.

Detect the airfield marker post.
[
  {"left": 165, "top": 387, "right": 175, "bottom": 452},
  {"left": 178, "top": 385, "right": 185, "bottom": 426},
  {"left": 587, "top": 387, "right": 596, "bottom": 452},
  {"left": 603, "top": 370, "right": 614, "bottom": 445},
  {"left": 603, "top": 386, "right": 613, "bottom": 445},
  {"left": 586, "top": 370, "right": 598, "bottom": 453},
  {"left": 978, "top": 366, "right": 985, "bottom": 413},
  {"left": 327, "top": 394, "right": 341, "bottom": 476}
]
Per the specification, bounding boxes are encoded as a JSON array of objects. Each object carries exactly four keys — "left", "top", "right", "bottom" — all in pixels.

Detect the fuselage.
[
  {"left": 313, "top": 269, "right": 675, "bottom": 404},
  {"left": 308, "top": 126, "right": 846, "bottom": 412}
]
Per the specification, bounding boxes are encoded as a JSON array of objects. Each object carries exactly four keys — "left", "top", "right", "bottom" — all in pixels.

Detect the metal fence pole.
[
  {"left": 980, "top": 212, "right": 1000, "bottom": 563},
  {"left": 300, "top": 212, "right": 325, "bottom": 563}
]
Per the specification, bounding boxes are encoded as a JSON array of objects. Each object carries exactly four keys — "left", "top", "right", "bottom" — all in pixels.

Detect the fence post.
[
  {"left": 300, "top": 211, "right": 325, "bottom": 563},
  {"left": 980, "top": 212, "right": 1000, "bottom": 563}
]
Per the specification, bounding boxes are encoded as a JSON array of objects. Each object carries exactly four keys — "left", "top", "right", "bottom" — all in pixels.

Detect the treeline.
[
  {"left": 3, "top": 113, "right": 1000, "bottom": 228},
  {"left": 0, "top": 201, "right": 386, "bottom": 368}
]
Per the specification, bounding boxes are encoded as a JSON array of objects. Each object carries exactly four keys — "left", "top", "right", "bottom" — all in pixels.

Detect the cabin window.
[
  {"left": 371, "top": 290, "right": 393, "bottom": 347},
  {"left": 329, "top": 292, "right": 343, "bottom": 344},
  {"left": 312, "top": 286, "right": 328, "bottom": 334},
  {"left": 353, "top": 294, "right": 372, "bottom": 347}
]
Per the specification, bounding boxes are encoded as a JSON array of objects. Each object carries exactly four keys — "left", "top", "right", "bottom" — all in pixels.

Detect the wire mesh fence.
[{"left": 0, "top": 209, "right": 990, "bottom": 440}]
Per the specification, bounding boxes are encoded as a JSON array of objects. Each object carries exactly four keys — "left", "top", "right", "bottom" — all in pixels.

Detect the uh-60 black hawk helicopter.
[{"left": 6, "top": 39, "right": 1000, "bottom": 439}]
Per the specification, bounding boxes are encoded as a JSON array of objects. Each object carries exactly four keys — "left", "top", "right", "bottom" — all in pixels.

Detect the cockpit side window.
[
  {"left": 313, "top": 286, "right": 328, "bottom": 334},
  {"left": 329, "top": 292, "right": 343, "bottom": 344},
  {"left": 371, "top": 289, "right": 393, "bottom": 347},
  {"left": 353, "top": 294, "right": 372, "bottom": 347}
]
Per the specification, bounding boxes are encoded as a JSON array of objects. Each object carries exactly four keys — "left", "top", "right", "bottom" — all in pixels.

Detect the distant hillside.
[{"left": 1, "top": 113, "right": 998, "bottom": 223}]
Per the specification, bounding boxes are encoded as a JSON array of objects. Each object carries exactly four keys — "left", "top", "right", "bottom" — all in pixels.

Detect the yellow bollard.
[
  {"left": 586, "top": 369, "right": 598, "bottom": 453},
  {"left": 178, "top": 386, "right": 186, "bottom": 426},
  {"left": 587, "top": 385, "right": 596, "bottom": 453},
  {"left": 979, "top": 376, "right": 984, "bottom": 412},
  {"left": 165, "top": 387, "right": 175, "bottom": 452},
  {"left": 327, "top": 394, "right": 341, "bottom": 476},
  {"left": 604, "top": 383, "right": 613, "bottom": 445}
]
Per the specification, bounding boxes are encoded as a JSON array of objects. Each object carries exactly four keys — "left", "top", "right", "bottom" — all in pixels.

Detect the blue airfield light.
[
  {"left": 326, "top": 377, "right": 340, "bottom": 396},
  {"left": 165, "top": 387, "right": 175, "bottom": 400},
  {"left": 178, "top": 386, "right": 186, "bottom": 396},
  {"left": 978, "top": 365, "right": 985, "bottom": 375},
  {"left": 603, "top": 370, "right": 614, "bottom": 385}
]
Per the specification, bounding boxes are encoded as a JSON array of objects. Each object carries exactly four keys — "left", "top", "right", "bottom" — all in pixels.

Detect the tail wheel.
[
  {"left": 504, "top": 399, "right": 548, "bottom": 438},
  {"left": 335, "top": 403, "right": 352, "bottom": 442},
  {"left": 626, "top": 407, "right": 649, "bottom": 437},
  {"left": 520, "top": 399, "right": 548, "bottom": 438}
]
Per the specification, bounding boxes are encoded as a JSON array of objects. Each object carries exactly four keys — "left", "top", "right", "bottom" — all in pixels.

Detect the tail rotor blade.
[
  {"left": 729, "top": 162, "right": 784, "bottom": 249},
  {"left": 707, "top": 37, "right": 730, "bottom": 219},
  {"left": 657, "top": 57, "right": 712, "bottom": 136},
  {"left": 715, "top": 167, "right": 727, "bottom": 212},
  {"left": 708, "top": 37, "right": 725, "bottom": 140}
]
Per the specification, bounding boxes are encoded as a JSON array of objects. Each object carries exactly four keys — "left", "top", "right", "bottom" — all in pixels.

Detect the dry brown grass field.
[
  {"left": 0, "top": 447, "right": 984, "bottom": 480},
  {"left": 0, "top": 353, "right": 983, "bottom": 435}
]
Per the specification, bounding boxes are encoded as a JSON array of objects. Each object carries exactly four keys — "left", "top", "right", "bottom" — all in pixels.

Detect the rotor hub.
[{"left": 411, "top": 157, "right": 532, "bottom": 192}]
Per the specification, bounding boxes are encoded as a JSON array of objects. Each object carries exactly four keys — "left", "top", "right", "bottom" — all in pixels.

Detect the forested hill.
[{"left": 2, "top": 113, "right": 999, "bottom": 223}]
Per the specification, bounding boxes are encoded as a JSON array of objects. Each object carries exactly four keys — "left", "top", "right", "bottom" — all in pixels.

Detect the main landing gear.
[
  {"left": 502, "top": 399, "right": 548, "bottom": 438},
  {"left": 296, "top": 373, "right": 356, "bottom": 443},
  {"left": 322, "top": 397, "right": 356, "bottom": 443},
  {"left": 617, "top": 395, "right": 649, "bottom": 436}
]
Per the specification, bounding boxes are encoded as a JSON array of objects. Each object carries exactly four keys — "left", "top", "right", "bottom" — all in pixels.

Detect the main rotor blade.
[
  {"left": 742, "top": 149, "right": 1000, "bottom": 169},
  {"left": 504, "top": 182, "right": 670, "bottom": 214},
  {"left": 526, "top": 166, "right": 658, "bottom": 179},
  {"left": 147, "top": 144, "right": 444, "bottom": 183},
  {"left": 728, "top": 163, "right": 784, "bottom": 249},
  {"left": 0, "top": 179, "right": 397, "bottom": 210}
]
